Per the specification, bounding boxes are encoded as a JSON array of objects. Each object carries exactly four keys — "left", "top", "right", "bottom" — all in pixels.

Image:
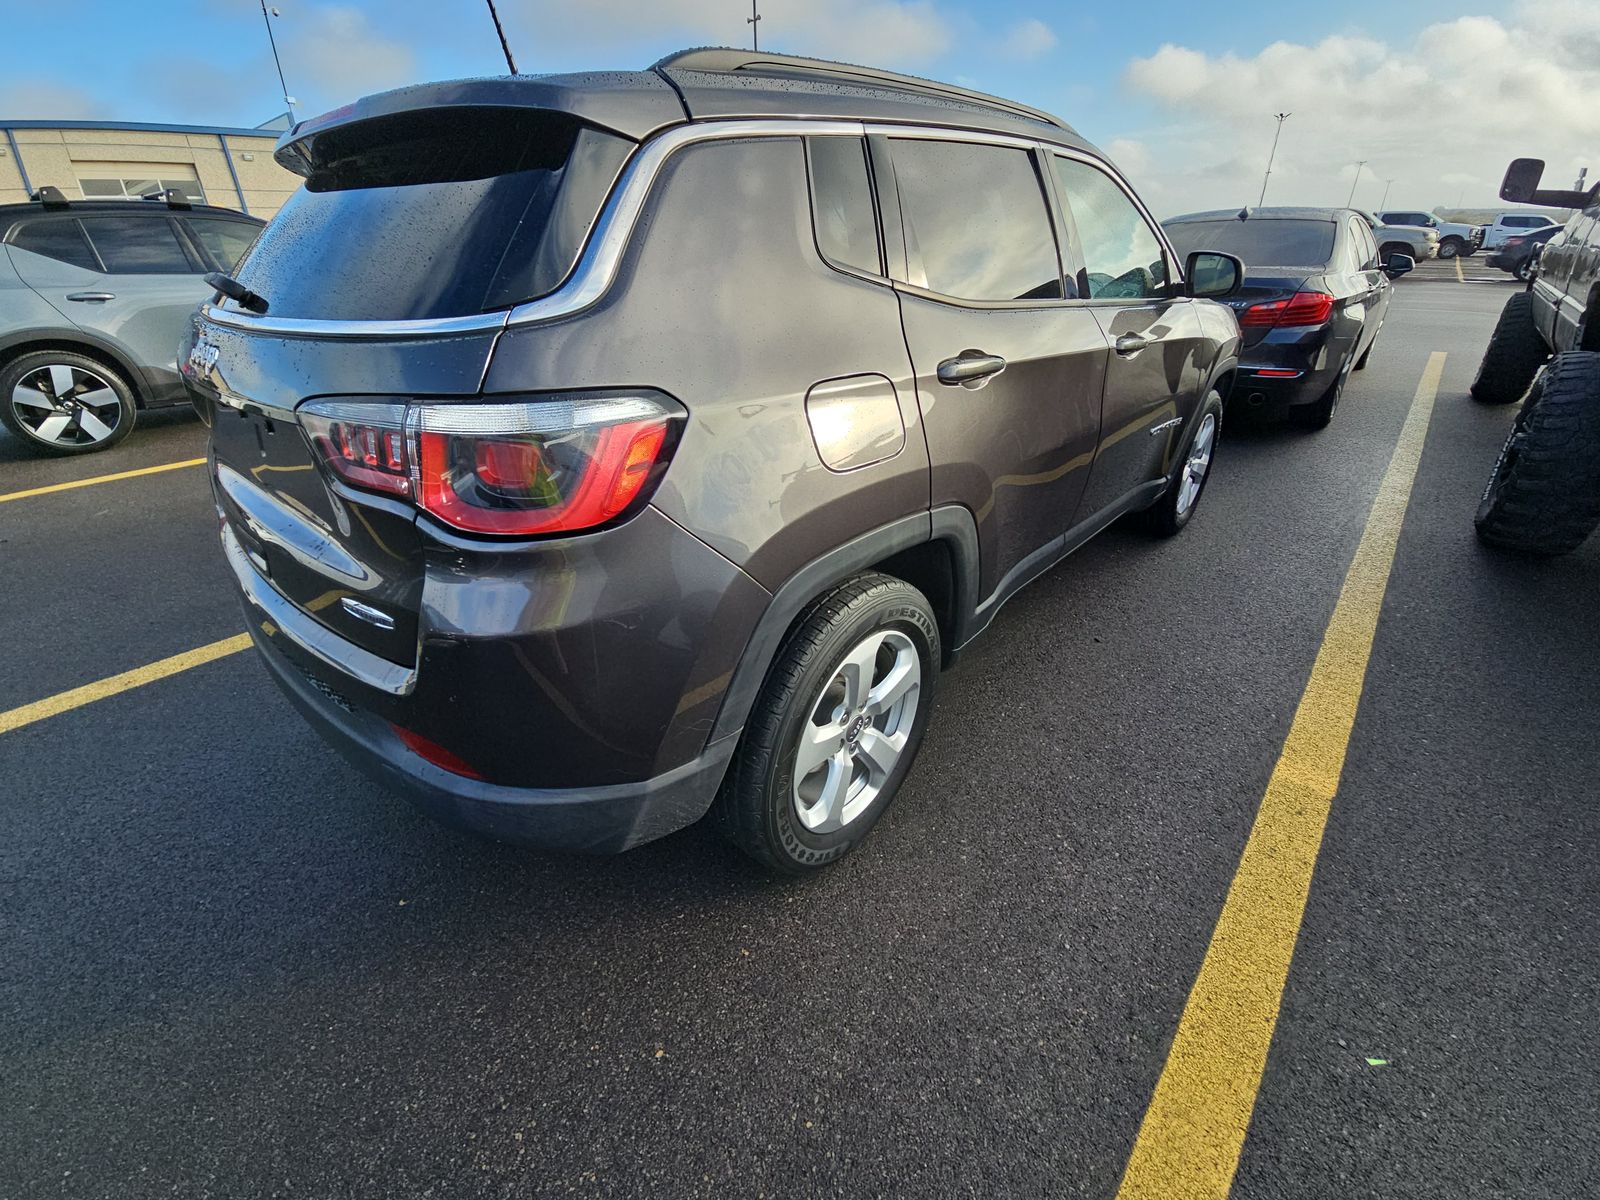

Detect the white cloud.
[
  {"left": 1118, "top": 3, "right": 1600, "bottom": 218},
  {"left": 282, "top": 5, "right": 420, "bottom": 106},
  {"left": 998, "top": 18, "right": 1057, "bottom": 61},
  {"left": 520, "top": 0, "right": 953, "bottom": 68},
  {"left": 0, "top": 81, "right": 105, "bottom": 120}
]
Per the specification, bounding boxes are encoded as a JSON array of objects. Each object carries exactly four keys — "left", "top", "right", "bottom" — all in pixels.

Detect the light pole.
[
  {"left": 1258, "top": 112, "right": 1290, "bottom": 207},
  {"left": 258, "top": 3, "right": 296, "bottom": 112},
  {"left": 1379, "top": 178, "right": 1396, "bottom": 211},
  {"left": 1346, "top": 160, "right": 1368, "bottom": 208}
]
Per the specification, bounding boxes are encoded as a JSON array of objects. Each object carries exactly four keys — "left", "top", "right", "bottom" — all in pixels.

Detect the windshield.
[
  {"left": 1164, "top": 219, "right": 1336, "bottom": 268},
  {"left": 232, "top": 109, "right": 631, "bottom": 321}
]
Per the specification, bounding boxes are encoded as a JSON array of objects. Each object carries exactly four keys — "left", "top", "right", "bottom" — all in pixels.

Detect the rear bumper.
[
  {"left": 246, "top": 605, "right": 739, "bottom": 854},
  {"left": 1229, "top": 326, "right": 1341, "bottom": 412}
]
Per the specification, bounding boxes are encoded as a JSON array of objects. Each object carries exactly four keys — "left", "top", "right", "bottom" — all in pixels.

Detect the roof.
[
  {"left": 274, "top": 47, "right": 1094, "bottom": 172},
  {"left": 0, "top": 118, "right": 285, "bottom": 139},
  {"left": 1166, "top": 206, "right": 1347, "bottom": 224}
]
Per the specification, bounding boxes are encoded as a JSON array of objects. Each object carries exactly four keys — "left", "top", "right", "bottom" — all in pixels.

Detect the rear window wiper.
[{"left": 205, "top": 272, "right": 269, "bottom": 315}]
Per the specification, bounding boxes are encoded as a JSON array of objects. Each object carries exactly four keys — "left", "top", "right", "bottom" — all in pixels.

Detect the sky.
[{"left": 2, "top": 0, "right": 1596, "bottom": 218}]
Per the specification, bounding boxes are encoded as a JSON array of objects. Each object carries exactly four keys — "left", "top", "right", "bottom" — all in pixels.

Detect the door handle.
[
  {"left": 936, "top": 350, "right": 1007, "bottom": 389},
  {"left": 1114, "top": 333, "right": 1150, "bottom": 356},
  {"left": 65, "top": 292, "right": 116, "bottom": 302}
]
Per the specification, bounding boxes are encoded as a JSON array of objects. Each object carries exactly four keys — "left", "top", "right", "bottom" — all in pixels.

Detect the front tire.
[
  {"left": 1470, "top": 292, "right": 1547, "bottom": 405},
  {"left": 0, "top": 351, "right": 137, "bottom": 456},
  {"left": 1475, "top": 353, "right": 1600, "bottom": 556},
  {"left": 1142, "top": 391, "right": 1222, "bottom": 536},
  {"left": 715, "top": 573, "right": 940, "bottom": 874},
  {"left": 1439, "top": 237, "right": 1464, "bottom": 259}
]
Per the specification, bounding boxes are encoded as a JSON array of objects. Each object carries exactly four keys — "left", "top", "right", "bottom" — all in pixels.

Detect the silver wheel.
[
  {"left": 1176, "top": 412, "right": 1217, "bottom": 516},
  {"left": 10, "top": 363, "right": 125, "bottom": 448},
  {"left": 1439, "top": 239, "right": 1459, "bottom": 259},
  {"left": 792, "top": 628, "right": 922, "bottom": 834}
]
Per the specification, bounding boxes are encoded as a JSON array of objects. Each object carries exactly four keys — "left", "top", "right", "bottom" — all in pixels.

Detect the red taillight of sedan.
[
  {"left": 298, "top": 392, "right": 684, "bottom": 537},
  {"left": 1238, "top": 291, "right": 1336, "bottom": 328}
]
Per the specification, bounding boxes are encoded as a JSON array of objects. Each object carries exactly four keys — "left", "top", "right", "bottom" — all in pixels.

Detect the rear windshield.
[
  {"left": 232, "top": 108, "right": 632, "bottom": 321},
  {"left": 1163, "top": 219, "right": 1336, "bottom": 268}
]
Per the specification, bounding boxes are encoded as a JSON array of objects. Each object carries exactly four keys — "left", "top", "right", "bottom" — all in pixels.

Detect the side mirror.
[
  {"left": 1185, "top": 251, "right": 1243, "bottom": 299},
  {"left": 1383, "top": 253, "right": 1414, "bottom": 279},
  {"left": 1500, "top": 158, "right": 1545, "bottom": 203}
]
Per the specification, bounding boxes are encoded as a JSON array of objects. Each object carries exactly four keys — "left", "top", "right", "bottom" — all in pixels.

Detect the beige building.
[{"left": 0, "top": 119, "right": 303, "bottom": 218}]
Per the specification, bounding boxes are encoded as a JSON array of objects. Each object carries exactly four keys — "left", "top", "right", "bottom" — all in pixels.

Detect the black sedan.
[
  {"left": 1486, "top": 222, "right": 1562, "bottom": 281},
  {"left": 1164, "top": 207, "right": 1412, "bottom": 428}
]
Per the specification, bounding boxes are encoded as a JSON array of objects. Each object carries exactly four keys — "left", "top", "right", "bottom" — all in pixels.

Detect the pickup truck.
[
  {"left": 1354, "top": 210, "right": 1439, "bottom": 263},
  {"left": 1376, "top": 209, "right": 1484, "bottom": 259},
  {"left": 1480, "top": 211, "right": 1561, "bottom": 251},
  {"left": 1472, "top": 157, "right": 1600, "bottom": 555}
]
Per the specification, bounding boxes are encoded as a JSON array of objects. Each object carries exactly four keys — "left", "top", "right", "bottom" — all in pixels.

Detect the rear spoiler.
[{"left": 274, "top": 74, "right": 686, "bottom": 175}]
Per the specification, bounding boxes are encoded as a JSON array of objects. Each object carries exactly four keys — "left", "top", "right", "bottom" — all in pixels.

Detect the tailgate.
[{"left": 187, "top": 315, "right": 498, "bottom": 668}]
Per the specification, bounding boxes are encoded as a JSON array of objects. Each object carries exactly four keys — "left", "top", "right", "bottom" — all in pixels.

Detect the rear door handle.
[
  {"left": 1114, "top": 333, "right": 1150, "bottom": 356},
  {"left": 65, "top": 292, "right": 115, "bottom": 302},
  {"left": 936, "top": 350, "right": 1007, "bottom": 389}
]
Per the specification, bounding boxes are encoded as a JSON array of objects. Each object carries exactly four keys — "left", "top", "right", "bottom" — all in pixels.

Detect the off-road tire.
[
  {"left": 1470, "top": 292, "right": 1547, "bottom": 405},
  {"left": 1475, "top": 352, "right": 1600, "bottom": 556},
  {"left": 714, "top": 573, "right": 940, "bottom": 874}
]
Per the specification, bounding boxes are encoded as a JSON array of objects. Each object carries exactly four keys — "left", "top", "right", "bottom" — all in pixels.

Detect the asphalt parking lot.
[{"left": 3, "top": 271, "right": 1597, "bottom": 1199}]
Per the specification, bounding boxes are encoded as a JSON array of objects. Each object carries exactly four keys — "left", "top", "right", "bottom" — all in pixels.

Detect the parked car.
[
  {"left": 1480, "top": 211, "right": 1561, "bottom": 251},
  {"left": 1376, "top": 209, "right": 1484, "bottom": 259},
  {"left": 1164, "top": 206, "right": 1411, "bottom": 428},
  {"left": 1486, "top": 222, "right": 1563, "bottom": 281},
  {"left": 0, "top": 191, "right": 263, "bottom": 455},
  {"left": 1354, "top": 209, "right": 1439, "bottom": 263},
  {"left": 1472, "top": 157, "right": 1600, "bottom": 555},
  {"left": 181, "top": 49, "right": 1244, "bottom": 872}
]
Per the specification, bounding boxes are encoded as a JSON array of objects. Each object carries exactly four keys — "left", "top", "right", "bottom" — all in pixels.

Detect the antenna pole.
[
  {"left": 486, "top": 0, "right": 518, "bottom": 75},
  {"left": 748, "top": 1, "right": 761, "bottom": 51},
  {"left": 259, "top": 2, "right": 295, "bottom": 112},
  {"left": 1346, "top": 160, "right": 1368, "bottom": 208},
  {"left": 1258, "top": 113, "right": 1290, "bottom": 207}
]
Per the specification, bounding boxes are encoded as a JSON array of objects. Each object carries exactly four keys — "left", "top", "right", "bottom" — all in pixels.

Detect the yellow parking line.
[
  {"left": 1454, "top": 256, "right": 1466, "bottom": 283},
  {"left": 0, "top": 633, "right": 251, "bottom": 735},
  {"left": 1116, "top": 351, "right": 1446, "bottom": 1200},
  {"left": 0, "top": 457, "right": 206, "bottom": 504}
]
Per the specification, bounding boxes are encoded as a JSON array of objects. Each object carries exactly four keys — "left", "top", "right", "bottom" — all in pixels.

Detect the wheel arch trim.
[{"left": 0, "top": 327, "right": 147, "bottom": 407}]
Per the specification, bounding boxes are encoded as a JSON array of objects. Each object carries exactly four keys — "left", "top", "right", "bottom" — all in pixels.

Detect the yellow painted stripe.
[
  {"left": 0, "top": 457, "right": 205, "bottom": 504},
  {"left": 1116, "top": 351, "right": 1446, "bottom": 1200},
  {"left": 0, "top": 633, "right": 251, "bottom": 735},
  {"left": 1454, "top": 256, "right": 1466, "bottom": 284}
]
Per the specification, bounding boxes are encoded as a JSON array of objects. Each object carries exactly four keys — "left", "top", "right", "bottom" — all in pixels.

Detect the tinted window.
[
  {"left": 79, "top": 215, "right": 193, "bottom": 274},
  {"left": 186, "top": 218, "right": 261, "bottom": 271},
  {"left": 1054, "top": 157, "right": 1169, "bottom": 299},
  {"left": 1163, "top": 219, "right": 1336, "bottom": 269},
  {"left": 807, "top": 136, "right": 880, "bottom": 275},
  {"left": 1354, "top": 218, "right": 1379, "bottom": 267},
  {"left": 890, "top": 138, "right": 1062, "bottom": 302},
  {"left": 238, "top": 110, "right": 630, "bottom": 320},
  {"left": 8, "top": 218, "right": 100, "bottom": 271}
]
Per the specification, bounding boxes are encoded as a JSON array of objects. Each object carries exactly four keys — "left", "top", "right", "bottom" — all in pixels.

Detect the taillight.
[
  {"left": 1505, "top": 237, "right": 1525, "bottom": 248},
  {"left": 300, "top": 392, "right": 683, "bottom": 537},
  {"left": 298, "top": 401, "right": 411, "bottom": 497},
  {"left": 1238, "top": 291, "right": 1335, "bottom": 328}
]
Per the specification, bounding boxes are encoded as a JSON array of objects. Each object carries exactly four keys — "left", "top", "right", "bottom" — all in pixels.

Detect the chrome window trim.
[{"left": 199, "top": 116, "right": 1126, "bottom": 339}]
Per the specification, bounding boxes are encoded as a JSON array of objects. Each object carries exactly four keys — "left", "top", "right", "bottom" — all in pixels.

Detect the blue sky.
[{"left": 3, "top": 1, "right": 1590, "bottom": 215}]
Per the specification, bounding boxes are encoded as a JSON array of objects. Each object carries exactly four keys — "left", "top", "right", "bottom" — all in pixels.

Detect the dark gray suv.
[{"left": 181, "top": 50, "right": 1243, "bottom": 872}]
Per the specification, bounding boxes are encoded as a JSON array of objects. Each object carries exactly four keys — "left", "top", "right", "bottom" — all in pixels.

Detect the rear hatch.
[{"left": 188, "top": 100, "right": 643, "bottom": 670}]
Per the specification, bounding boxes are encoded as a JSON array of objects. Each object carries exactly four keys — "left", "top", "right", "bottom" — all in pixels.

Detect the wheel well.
[
  {"left": 1212, "top": 368, "right": 1237, "bottom": 403},
  {"left": 870, "top": 539, "right": 958, "bottom": 667},
  {"left": 0, "top": 339, "right": 145, "bottom": 407}
]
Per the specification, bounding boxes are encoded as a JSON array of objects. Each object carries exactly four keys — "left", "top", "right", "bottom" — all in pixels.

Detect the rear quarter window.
[
  {"left": 806, "top": 136, "right": 881, "bottom": 276},
  {"left": 78, "top": 215, "right": 196, "bottom": 274}
]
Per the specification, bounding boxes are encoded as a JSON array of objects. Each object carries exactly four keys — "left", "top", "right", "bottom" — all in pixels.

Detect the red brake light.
[
  {"left": 1505, "top": 237, "right": 1525, "bottom": 247},
  {"left": 1238, "top": 291, "right": 1335, "bottom": 328},
  {"left": 298, "top": 401, "right": 411, "bottom": 497}
]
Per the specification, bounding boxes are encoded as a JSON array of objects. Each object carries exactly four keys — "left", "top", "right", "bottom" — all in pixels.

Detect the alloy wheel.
[
  {"left": 1176, "top": 412, "right": 1217, "bottom": 516},
  {"left": 792, "top": 628, "right": 922, "bottom": 834},
  {"left": 10, "top": 363, "right": 124, "bottom": 448}
]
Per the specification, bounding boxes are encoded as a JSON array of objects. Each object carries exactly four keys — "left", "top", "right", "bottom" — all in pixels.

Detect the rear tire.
[
  {"left": 714, "top": 573, "right": 940, "bottom": 874},
  {"left": 0, "top": 350, "right": 137, "bottom": 456},
  {"left": 1354, "top": 335, "right": 1376, "bottom": 371},
  {"left": 1475, "top": 352, "right": 1600, "bottom": 556},
  {"left": 1514, "top": 257, "right": 1535, "bottom": 282},
  {"left": 1299, "top": 363, "right": 1349, "bottom": 430},
  {"left": 1470, "top": 292, "right": 1547, "bottom": 405},
  {"left": 1142, "top": 391, "right": 1222, "bottom": 536}
]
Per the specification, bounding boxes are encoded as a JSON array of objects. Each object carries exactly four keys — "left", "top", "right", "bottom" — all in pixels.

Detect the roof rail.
[{"left": 653, "top": 47, "right": 1072, "bottom": 132}]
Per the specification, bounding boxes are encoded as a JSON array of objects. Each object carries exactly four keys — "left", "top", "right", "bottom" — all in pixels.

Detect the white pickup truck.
[{"left": 1376, "top": 209, "right": 1484, "bottom": 259}]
